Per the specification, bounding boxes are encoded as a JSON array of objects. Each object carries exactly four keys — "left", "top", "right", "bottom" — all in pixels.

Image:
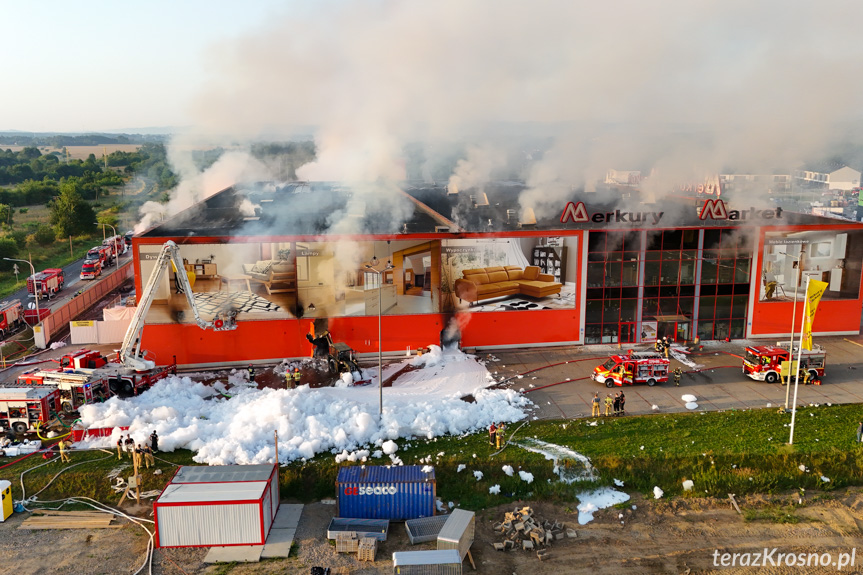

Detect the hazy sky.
[{"left": 0, "top": 1, "right": 286, "bottom": 132}]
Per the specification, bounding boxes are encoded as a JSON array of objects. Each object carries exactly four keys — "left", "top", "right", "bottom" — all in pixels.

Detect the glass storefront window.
[
  {"left": 644, "top": 261, "right": 660, "bottom": 285},
  {"left": 585, "top": 227, "right": 751, "bottom": 343},
  {"left": 660, "top": 261, "right": 679, "bottom": 285},
  {"left": 620, "top": 299, "right": 637, "bottom": 322}
]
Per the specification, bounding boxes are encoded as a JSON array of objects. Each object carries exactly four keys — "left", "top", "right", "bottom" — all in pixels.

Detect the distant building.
[
  {"left": 794, "top": 165, "right": 861, "bottom": 191},
  {"left": 719, "top": 173, "right": 791, "bottom": 195}
]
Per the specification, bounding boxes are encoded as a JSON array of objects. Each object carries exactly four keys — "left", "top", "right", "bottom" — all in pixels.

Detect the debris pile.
[{"left": 491, "top": 506, "right": 575, "bottom": 560}]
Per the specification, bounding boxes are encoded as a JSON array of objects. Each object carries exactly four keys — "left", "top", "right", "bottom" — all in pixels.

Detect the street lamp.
[
  {"left": 365, "top": 261, "right": 394, "bottom": 417},
  {"left": 94, "top": 222, "right": 120, "bottom": 272},
  {"left": 4, "top": 256, "right": 38, "bottom": 324}
]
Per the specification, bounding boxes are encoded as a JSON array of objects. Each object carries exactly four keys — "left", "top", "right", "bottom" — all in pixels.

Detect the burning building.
[{"left": 129, "top": 181, "right": 863, "bottom": 366}]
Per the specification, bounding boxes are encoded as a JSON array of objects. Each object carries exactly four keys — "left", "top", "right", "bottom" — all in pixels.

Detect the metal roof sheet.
[
  {"left": 337, "top": 465, "right": 435, "bottom": 484},
  {"left": 0, "top": 387, "right": 54, "bottom": 399},
  {"left": 438, "top": 509, "right": 475, "bottom": 543},
  {"left": 392, "top": 549, "right": 461, "bottom": 566},
  {"left": 156, "top": 481, "right": 268, "bottom": 504},
  {"left": 172, "top": 464, "right": 275, "bottom": 483}
]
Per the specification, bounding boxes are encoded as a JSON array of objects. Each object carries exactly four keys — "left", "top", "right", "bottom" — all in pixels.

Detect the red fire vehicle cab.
[
  {"left": 592, "top": 351, "right": 670, "bottom": 387},
  {"left": 742, "top": 345, "right": 826, "bottom": 383},
  {"left": 80, "top": 259, "right": 102, "bottom": 280}
]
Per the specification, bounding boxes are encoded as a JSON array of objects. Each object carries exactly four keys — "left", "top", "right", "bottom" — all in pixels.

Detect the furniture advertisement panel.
[
  {"left": 441, "top": 237, "right": 577, "bottom": 313},
  {"left": 760, "top": 229, "right": 863, "bottom": 302}
]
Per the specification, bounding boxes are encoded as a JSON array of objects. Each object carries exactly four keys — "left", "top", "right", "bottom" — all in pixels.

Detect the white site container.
[
  {"left": 154, "top": 463, "right": 279, "bottom": 548},
  {"left": 392, "top": 549, "right": 463, "bottom": 575},
  {"left": 437, "top": 509, "right": 475, "bottom": 560}
]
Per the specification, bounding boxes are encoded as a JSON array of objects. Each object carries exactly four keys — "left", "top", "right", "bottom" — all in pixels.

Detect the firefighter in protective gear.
[
  {"left": 117, "top": 437, "right": 124, "bottom": 460},
  {"left": 495, "top": 423, "right": 505, "bottom": 449},
  {"left": 248, "top": 365, "right": 256, "bottom": 383},
  {"left": 292, "top": 367, "right": 301, "bottom": 387},
  {"left": 59, "top": 439, "right": 71, "bottom": 463},
  {"left": 142, "top": 444, "right": 155, "bottom": 468},
  {"left": 604, "top": 393, "right": 613, "bottom": 416},
  {"left": 673, "top": 367, "right": 683, "bottom": 387},
  {"left": 591, "top": 393, "right": 601, "bottom": 417},
  {"left": 655, "top": 339, "right": 663, "bottom": 352}
]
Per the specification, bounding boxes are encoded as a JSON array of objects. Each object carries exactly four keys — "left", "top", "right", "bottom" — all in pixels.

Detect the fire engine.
[
  {"left": 17, "top": 370, "right": 109, "bottom": 412},
  {"left": 86, "top": 244, "right": 113, "bottom": 266},
  {"left": 103, "top": 234, "right": 125, "bottom": 258},
  {"left": 80, "top": 258, "right": 103, "bottom": 280},
  {"left": 592, "top": 351, "right": 670, "bottom": 387},
  {"left": 54, "top": 349, "right": 109, "bottom": 369},
  {"left": 0, "top": 387, "right": 60, "bottom": 434},
  {"left": 27, "top": 268, "right": 65, "bottom": 299},
  {"left": 19, "top": 359, "right": 176, "bottom": 409},
  {"left": 742, "top": 344, "right": 827, "bottom": 383},
  {"left": 0, "top": 299, "right": 24, "bottom": 339}
]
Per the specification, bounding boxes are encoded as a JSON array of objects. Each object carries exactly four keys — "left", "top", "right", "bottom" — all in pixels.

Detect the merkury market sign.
[{"left": 559, "top": 199, "right": 782, "bottom": 225}]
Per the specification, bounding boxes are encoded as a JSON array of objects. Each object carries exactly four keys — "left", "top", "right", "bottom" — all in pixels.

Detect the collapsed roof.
[{"left": 139, "top": 180, "right": 853, "bottom": 239}]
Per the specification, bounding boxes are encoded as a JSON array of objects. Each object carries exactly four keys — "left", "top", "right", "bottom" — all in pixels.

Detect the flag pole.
[
  {"left": 788, "top": 277, "right": 809, "bottom": 445},
  {"left": 784, "top": 245, "right": 804, "bottom": 410}
]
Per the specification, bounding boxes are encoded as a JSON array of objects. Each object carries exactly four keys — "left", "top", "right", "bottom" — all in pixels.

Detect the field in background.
[{"left": 0, "top": 144, "right": 141, "bottom": 159}]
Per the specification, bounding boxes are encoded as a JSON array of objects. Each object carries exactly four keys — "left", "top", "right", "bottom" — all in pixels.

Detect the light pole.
[
  {"left": 95, "top": 222, "right": 120, "bottom": 272},
  {"left": 5, "top": 256, "right": 38, "bottom": 324},
  {"left": 365, "top": 261, "right": 394, "bottom": 417}
]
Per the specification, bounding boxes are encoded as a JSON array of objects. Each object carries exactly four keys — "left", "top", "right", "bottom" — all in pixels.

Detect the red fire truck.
[
  {"left": 27, "top": 268, "right": 65, "bottom": 299},
  {"left": 54, "top": 349, "right": 109, "bottom": 370},
  {"left": 592, "top": 351, "right": 670, "bottom": 387},
  {"left": 742, "top": 344, "right": 827, "bottom": 383},
  {"left": 19, "top": 359, "right": 176, "bottom": 409},
  {"left": 86, "top": 244, "right": 113, "bottom": 266},
  {"left": 0, "top": 299, "right": 24, "bottom": 338},
  {"left": 103, "top": 234, "right": 125, "bottom": 258},
  {"left": 0, "top": 387, "right": 60, "bottom": 434},
  {"left": 80, "top": 258, "right": 102, "bottom": 280},
  {"left": 17, "top": 370, "right": 108, "bottom": 412}
]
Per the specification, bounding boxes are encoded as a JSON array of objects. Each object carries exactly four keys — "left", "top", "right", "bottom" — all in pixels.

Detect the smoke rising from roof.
[{"left": 165, "top": 1, "right": 863, "bottom": 228}]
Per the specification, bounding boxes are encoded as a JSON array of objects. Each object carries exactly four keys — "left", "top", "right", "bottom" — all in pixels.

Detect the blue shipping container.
[{"left": 336, "top": 465, "right": 436, "bottom": 520}]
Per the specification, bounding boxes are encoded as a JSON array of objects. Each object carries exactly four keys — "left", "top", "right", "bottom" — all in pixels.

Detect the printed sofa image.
[
  {"left": 242, "top": 260, "right": 297, "bottom": 294},
  {"left": 453, "top": 265, "right": 562, "bottom": 305}
]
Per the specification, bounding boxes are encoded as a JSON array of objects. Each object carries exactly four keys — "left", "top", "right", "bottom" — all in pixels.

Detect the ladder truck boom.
[{"left": 119, "top": 240, "right": 237, "bottom": 371}]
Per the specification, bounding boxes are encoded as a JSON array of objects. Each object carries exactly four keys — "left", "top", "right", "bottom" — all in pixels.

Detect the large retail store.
[{"left": 131, "top": 182, "right": 863, "bottom": 365}]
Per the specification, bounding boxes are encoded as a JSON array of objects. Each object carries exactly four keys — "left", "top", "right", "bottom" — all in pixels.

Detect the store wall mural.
[
  {"left": 760, "top": 229, "right": 863, "bottom": 302},
  {"left": 441, "top": 237, "right": 577, "bottom": 313}
]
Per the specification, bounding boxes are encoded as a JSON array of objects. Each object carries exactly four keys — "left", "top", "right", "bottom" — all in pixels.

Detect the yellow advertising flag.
[{"left": 802, "top": 278, "right": 828, "bottom": 350}]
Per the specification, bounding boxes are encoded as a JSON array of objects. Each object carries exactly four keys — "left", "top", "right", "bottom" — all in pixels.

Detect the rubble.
[{"left": 490, "top": 506, "right": 574, "bottom": 559}]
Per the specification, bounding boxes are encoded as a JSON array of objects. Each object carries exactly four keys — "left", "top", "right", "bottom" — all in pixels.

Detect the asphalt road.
[{"left": 5, "top": 246, "right": 133, "bottom": 311}]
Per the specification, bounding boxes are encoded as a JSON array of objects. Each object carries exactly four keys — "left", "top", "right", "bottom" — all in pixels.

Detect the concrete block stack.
[{"left": 491, "top": 506, "right": 572, "bottom": 561}]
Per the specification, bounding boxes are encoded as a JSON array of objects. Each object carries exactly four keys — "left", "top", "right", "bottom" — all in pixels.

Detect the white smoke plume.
[
  {"left": 134, "top": 148, "right": 271, "bottom": 233},
  {"left": 447, "top": 145, "right": 507, "bottom": 195},
  {"left": 169, "top": 1, "right": 863, "bottom": 230}
]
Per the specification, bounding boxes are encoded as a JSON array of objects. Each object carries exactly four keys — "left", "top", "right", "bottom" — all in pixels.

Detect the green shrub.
[{"left": 33, "top": 224, "right": 55, "bottom": 246}]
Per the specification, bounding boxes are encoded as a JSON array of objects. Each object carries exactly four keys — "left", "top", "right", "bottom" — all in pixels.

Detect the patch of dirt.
[{"left": 2, "top": 489, "right": 862, "bottom": 574}]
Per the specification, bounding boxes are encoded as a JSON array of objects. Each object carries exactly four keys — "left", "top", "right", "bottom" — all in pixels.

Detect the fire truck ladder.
[{"left": 119, "top": 240, "right": 237, "bottom": 371}]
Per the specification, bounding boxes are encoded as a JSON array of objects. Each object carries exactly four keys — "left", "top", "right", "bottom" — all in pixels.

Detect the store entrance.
[
  {"left": 619, "top": 322, "right": 637, "bottom": 344},
  {"left": 656, "top": 315, "right": 691, "bottom": 343}
]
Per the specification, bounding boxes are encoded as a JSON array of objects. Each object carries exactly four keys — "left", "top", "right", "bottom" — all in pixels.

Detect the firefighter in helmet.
[
  {"left": 291, "top": 367, "right": 301, "bottom": 388},
  {"left": 672, "top": 366, "right": 683, "bottom": 387}
]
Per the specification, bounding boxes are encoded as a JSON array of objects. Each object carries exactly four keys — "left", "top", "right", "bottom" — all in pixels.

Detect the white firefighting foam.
[{"left": 77, "top": 346, "right": 530, "bottom": 465}]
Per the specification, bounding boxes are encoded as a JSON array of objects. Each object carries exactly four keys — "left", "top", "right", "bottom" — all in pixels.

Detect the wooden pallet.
[
  {"left": 357, "top": 537, "right": 377, "bottom": 562},
  {"left": 20, "top": 510, "right": 118, "bottom": 530}
]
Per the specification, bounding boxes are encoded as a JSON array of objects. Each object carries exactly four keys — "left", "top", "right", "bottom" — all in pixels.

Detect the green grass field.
[{"left": 8, "top": 404, "right": 863, "bottom": 511}]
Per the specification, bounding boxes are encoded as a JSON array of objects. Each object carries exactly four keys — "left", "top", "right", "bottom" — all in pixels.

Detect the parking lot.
[{"left": 484, "top": 335, "right": 863, "bottom": 419}]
